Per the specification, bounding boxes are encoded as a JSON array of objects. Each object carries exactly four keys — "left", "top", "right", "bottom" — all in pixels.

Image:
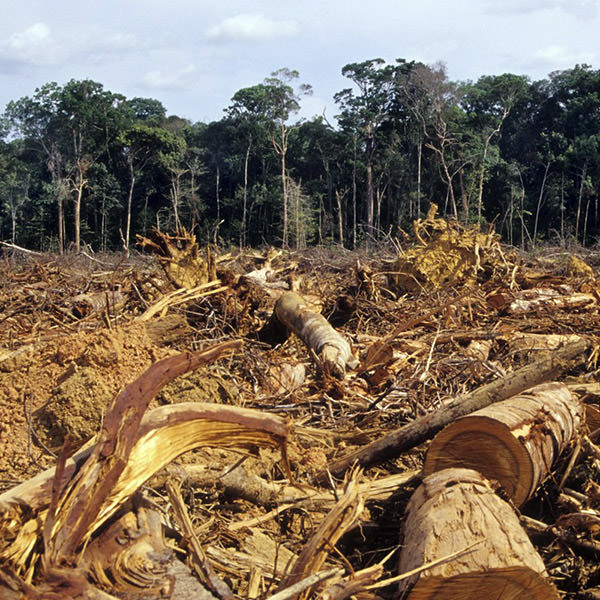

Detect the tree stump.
[
  {"left": 423, "top": 382, "right": 582, "bottom": 506},
  {"left": 398, "top": 468, "right": 560, "bottom": 600}
]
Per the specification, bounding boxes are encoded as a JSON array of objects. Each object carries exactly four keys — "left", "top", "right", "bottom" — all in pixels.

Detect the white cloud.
[
  {"left": 141, "top": 63, "right": 196, "bottom": 90},
  {"left": 0, "top": 22, "right": 56, "bottom": 67},
  {"left": 0, "top": 22, "right": 140, "bottom": 71},
  {"left": 8, "top": 22, "right": 50, "bottom": 49},
  {"left": 486, "top": 0, "right": 598, "bottom": 18},
  {"left": 206, "top": 14, "right": 299, "bottom": 42}
]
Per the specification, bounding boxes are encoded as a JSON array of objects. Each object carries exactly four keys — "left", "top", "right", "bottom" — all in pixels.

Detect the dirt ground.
[{"left": 3, "top": 219, "right": 600, "bottom": 599}]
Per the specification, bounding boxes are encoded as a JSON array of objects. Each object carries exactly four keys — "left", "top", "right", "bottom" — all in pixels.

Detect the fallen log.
[
  {"left": 272, "top": 292, "right": 358, "bottom": 378},
  {"left": 323, "top": 336, "right": 590, "bottom": 479},
  {"left": 423, "top": 382, "right": 583, "bottom": 506},
  {"left": 398, "top": 468, "right": 560, "bottom": 600}
]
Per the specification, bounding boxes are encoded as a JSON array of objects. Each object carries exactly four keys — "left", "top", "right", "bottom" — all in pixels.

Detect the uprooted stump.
[
  {"left": 0, "top": 340, "right": 290, "bottom": 599},
  {"left": 137, "top": 227, "right": 217, "bottom": 289},
  {"left": 423, "top": 382, "right": 583, "bottom": 507},
  {"left": 398, "top": 468, "right": 560, "bottom": 600},
  {"left": 389, "top": 203, "right": 511, "bottom": 293}
]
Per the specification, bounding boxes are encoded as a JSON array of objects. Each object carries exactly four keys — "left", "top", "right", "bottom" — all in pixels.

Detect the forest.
[{"left": 1, "top": 58, "right": 600, "bottom": 252}]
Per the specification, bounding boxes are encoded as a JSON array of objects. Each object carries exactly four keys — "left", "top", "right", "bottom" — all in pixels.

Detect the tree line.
[{"left": 1, "top": 59, "right": 599, "bottom": 253}]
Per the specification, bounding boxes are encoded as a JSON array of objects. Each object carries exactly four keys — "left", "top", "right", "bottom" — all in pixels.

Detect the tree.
[
  {"left": 228, "top": 70, "right": 312, "bottom": 246},
  {"left": 461, "top": 74, "right": 531, "bottom": 222},
  {"left": 335, "top": 59, "right": 399, "bottom": 235},
  {"left": 226, "top": 86, "right": 273, "bottom": 246},
  {"left": 5, "top": 80, "right": 129, "bottom": 252},
  {"left": 264, "top": 69, "right": 312, "bottom": 247},
  {"left": 0, "top": 142, "right": 30, "bottom": 243}
]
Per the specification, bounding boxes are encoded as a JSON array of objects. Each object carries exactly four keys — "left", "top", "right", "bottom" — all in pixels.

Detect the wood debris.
[{"left": 1, "top": 221, "right": 600, "bottom": 598}]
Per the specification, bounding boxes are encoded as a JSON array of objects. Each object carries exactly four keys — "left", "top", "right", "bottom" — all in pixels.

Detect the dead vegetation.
[{"left": 2, "top": 216, "right": 600, "bottom": 599}]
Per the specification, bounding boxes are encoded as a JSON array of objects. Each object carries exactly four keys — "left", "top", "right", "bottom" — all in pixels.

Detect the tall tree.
[
  {"left": 5, "top": 80, "right": 129, "bottom": 252},
  {"left": 335, "top": 59, "right": 398, "bottom": 236},
  {"left": 264, "top": 69, "right": 312, "bottom": 247},
  {"left": 118, "top": 123, "right": 184, "bottom": 252},
  {"left": 461, "top": 74, "right": 530, "bottom": 222},
  {"left": 228, "top": 70, "right": 312, "bottom": 246}
]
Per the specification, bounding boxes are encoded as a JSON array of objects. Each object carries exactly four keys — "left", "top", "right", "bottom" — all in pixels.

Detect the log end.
[
  {"left": 423, "top": 416, "right": 533, "bottom": 507},
  {"left": 405, "top": 567, "right": 560, "bottom": 600}
]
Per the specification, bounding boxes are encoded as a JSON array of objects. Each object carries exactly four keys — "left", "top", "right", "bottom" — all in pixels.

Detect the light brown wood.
[
  {"left": 423, "top": 382, "right": 583, "bottom": 506},
  {"left": 398, "top": 468, "right": 560, "bottom": 600},
  {"left": 274, "top": 292, "right": 358, "bottom": 378}
]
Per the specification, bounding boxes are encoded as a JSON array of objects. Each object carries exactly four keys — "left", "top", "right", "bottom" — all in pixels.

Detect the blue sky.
[{"left": 0, "top": 0, "right": 598, "bottom": 123}]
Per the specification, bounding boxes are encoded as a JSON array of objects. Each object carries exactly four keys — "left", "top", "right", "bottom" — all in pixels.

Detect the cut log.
[
  {"left": 423, "top": 382, "right": 583, "bottom": 506},
  {"left": 398, "top": 468, "right": 560, "bottom": 600},
  {"left": 273, "top": 292, "right": 358, "bottom": 378},
  {"left": 323, "top": 336, "right": 589, "bottom": 479}
]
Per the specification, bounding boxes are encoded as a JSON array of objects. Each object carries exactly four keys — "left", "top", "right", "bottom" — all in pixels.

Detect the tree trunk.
[
  {"left": 423, "top": 382, "right": 583, "bottom": 507},
  {"left": 398, "top": 468, "right": 560, "bottom": 599},
  {"left": 74, "top": 175, "right": 85, "bottom": 253},
  {"left": 10, "top": 201, "right": 16, "bottom": 245},
  {"left": 575, "top": 161, "right": 588, "bottom": 243},
  {"left": 58, "top": 186, "right": 65, "bottom": 255},
  {"left": 125, "top": 160, "right": 135, "bottom": 256},
  {"left": 273, "top": 292, "right": 358, "bottom": 378},
  {"left": 365, "top": 132, "right": 375, "bottom": 237},
  {"left": 241, "top": 139, "right": 251, "bottom": 248},
  {"left": 533, "top": 160, "right": 551, "bottom": 245},
  {"left": 352, "top": 136, "right": 357, "bottom": 248},
  {"left": 416, "top": 139, "right": 422, "bottom": 218},
  {"left": 336, "top": 189, "right": 345, "bottom": 247}
]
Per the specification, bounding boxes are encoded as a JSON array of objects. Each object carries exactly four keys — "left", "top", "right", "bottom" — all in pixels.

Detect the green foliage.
[{"left": 3, "top": 64, "right": 600, "bottom": 251}]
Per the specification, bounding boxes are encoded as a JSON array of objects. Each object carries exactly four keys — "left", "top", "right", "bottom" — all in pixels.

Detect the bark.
[
  {"left": 398, "top": 468, "right": 560, "bottom": 599},
  {"left": 323, "top": 336, "right": 589, "bottom": 479},
  {"left": 423, "top": 382, "right": 583, "bottom": 506},
  {"left": 273, "top": 292, "right": 358, "bottom": 378}
]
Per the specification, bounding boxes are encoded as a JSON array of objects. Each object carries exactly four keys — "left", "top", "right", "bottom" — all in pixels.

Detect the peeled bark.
[
  {"left": 423, "top": 382, "right": 583, "bottom": 506},
  {"left": 398, "top": 468, "right": 560, "bottom": 600},
  {"left": 274, "top": 292, "right": 358, "bottom": 378},
  {"left": 0, "top": 341, "right": 289, "bottom": 599}
]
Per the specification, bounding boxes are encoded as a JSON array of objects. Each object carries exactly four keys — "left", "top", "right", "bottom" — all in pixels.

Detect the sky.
[{"left": 0, "top": 0, "right": 599, "bottom": 124}]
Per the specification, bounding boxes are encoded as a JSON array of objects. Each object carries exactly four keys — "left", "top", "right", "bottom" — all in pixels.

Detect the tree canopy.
[{"left": 2, "top": 61, "right": 600, "bottom": 252}]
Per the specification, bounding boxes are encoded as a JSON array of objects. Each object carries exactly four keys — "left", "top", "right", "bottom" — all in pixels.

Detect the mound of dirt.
[
  {"left": 33, "top": 366, "right": 112, "bottom": 451},
  {"left": 0, "top": 321, "right": 170, "bottom": 480}
]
